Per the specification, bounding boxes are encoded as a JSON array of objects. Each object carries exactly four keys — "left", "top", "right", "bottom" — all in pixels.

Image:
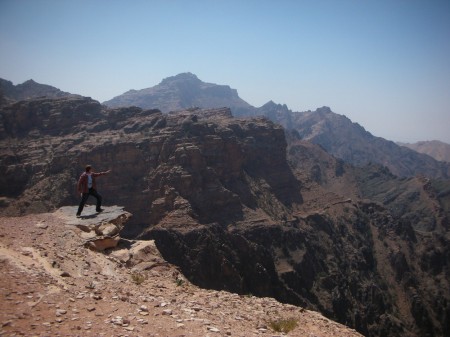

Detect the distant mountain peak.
[
  {"left": 160, "top": 72, "right": 200, "bottom": 85},
  {"left": 0, "top": 77, "right": 78, "bottom": 103},
  {"left": 260, "top": 100, "right": 290, "bottom": 111},
  {"left": 262, "top": 100, "right": 280, "bottom": 108},
  {"left": 103, "top": 73, "right": 252, "bottom": 113},
  {"left": 315, "top": 106, "right": 332, "bottom": 114},
  {"left": 399, "top": 140, "right": 450, "bottom": 162}
]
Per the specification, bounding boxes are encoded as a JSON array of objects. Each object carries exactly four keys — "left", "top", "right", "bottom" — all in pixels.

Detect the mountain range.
[
  {"left": 1, "top": 74, "right": 449, "bottom": 336},
  {"left": 0, "top": 78, "right": 79, "bottom": 104},
  {"left": 399, "top": 140, "right": 450, "bottom": 163},
  {"left": 103, "top": 73, "right": 450, "bottom": 179},
  {"left": 2, "top": 73, "right": 449, "bottom": 179}
]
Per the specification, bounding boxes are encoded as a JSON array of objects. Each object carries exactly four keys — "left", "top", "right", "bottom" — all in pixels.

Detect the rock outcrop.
[
  {"left": 1, "top": 96, "right": 449, "bottom": 337},
  {"left": 55, "top": 205, "right": 131, "bottom": 251}
]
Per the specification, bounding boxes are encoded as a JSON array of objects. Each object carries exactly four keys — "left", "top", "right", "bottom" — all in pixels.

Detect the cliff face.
[
  {"left": 0, "top": 208, "right": 365, "bottom": 337},
  {"left": 1, "top": 97, "right": 449, "bottom": 337},
  {"left": 286, "top": 137, "right": 450, "bottom": 337}
]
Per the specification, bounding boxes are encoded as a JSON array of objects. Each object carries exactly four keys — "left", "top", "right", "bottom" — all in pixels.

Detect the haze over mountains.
[
  {"left": 399, "top": 140, "right": 450, "bottom": 163},
  {"left": 103, "top": 73, "right": 450, "bottom": 179},
  {"left": 2, "top": 73, "right": 449, "bottom": 179},
  {"left": 0, "top": 78, "right": 79, "bottom": 104},
  {"left": 1, "top": 75, "right": 450, "bottom": 337}
]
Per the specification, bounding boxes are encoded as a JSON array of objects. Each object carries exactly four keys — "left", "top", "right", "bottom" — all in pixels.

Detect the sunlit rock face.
[{"left": 0, "top": 96, "right": 449, "bottom": 337}]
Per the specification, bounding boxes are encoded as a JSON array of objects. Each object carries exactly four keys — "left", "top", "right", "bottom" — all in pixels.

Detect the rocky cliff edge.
[{"left": 0, "top": 206, "right": 362, "bottom": 337}]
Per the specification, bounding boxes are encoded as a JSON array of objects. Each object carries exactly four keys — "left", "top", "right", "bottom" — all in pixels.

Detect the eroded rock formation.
[{"left": 1, "top": 96, "right": 449, "bottom": 337}]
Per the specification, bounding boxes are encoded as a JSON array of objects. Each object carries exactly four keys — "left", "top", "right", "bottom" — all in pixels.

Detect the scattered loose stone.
[
  {"left": 111, "top": 316, "right": 123, "bottom": 325},
  {"left": 207, "top": 326, "right": 220, "bottom": 333},
  {"left": 35, "top": 222, "right": 48, "bottom": 229},
  {"left": 162, "top": 309, "right": 173, "bottom": 315},
  {"left": 0, "top": 210, "right": 365, "bottom": 337},
  {"left": 55, "top": 309, "right": 67, "bottom": 316}
]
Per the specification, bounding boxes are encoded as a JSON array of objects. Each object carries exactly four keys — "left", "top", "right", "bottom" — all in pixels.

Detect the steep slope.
[
  {"left": 286, "top": 134, "right": 450, "bottom": 337},
  {"left": 1, "top": 96, "right": 449, "bottom": 337},
  {"left": 103, "top": 72, "right": 255, "bottom": 116},
  {"left": 283, "top": 106, "right": 450, "bottom": 178},
  {"left": 399, "top": 140, "right": 450, "bottom": 163}
]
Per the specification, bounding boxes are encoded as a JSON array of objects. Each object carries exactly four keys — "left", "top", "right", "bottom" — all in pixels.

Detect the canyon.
[{"left": 1, "top": 77, "right": 449, "bottom": 336}]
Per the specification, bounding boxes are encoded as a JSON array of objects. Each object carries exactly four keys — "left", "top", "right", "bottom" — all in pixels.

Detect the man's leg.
[
  {"left": 89, "top": 188, "right": 103, "bottom": 212},
  {"left": 77, "top": 193, "right": 90, "bottom": 216}
]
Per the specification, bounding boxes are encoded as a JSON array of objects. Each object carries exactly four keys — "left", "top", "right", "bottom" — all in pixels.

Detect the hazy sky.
[{"left": 1, "top": 0, "right": 449, "bottom": 143}]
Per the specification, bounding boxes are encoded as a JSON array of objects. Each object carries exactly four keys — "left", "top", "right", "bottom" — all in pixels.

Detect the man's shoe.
[
  {"left": 76, "top": 213, "right": 81, "bottom": 217},
  {"left": 96, "top": 208, "right": 104, "bottom": 213}
]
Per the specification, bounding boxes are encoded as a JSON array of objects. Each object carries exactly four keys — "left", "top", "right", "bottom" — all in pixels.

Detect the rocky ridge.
[
  {"left": 0, "top": 206, "right": 363, "bottom": 337},
  {"left": 102, "top": 73, "right": 450, "bottom": 179},
  {"left": 399, "top": 140, "right": 450, "bottom": 163},
  {"left": 0, "top": 78, "right": 78, "bottom": 104},
  {"left": 250, "top": 103, "right": 450, "bottom": 179},
  {"left": 1, "top": 96, "right": 449, "bottom": 336}
]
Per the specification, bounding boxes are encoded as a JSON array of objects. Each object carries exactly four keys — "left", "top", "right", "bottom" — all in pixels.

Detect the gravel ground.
[{"left": 0, "top": 210, "right": 363, "bottom": 337}]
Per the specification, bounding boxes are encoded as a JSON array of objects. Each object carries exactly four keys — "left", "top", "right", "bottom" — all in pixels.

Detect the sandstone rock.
[
  {"left": 128, "top": 240, "right": 162, "bottom": 264},
  {"left": 96, "top": 223, "right": 119, "bottom": 237},
  {"left": 207, "top": 326, "right": 220, "bottom": 332},
  {"left": 56, "top": 206, "right": 131, "bottom": 231},
  {"left": 1, "top": 95, "right": 448, "bottom": 337},
  {"left": 85, "top": 236, "right": 120, "bottom": 251},
  {"left": 35, "top": 222, "right": 48, "bottom": 229},
  {"left": 55, "top": 309, "right": 67, "bottom": 316},
  {"left": 110, "top": 248, "right": 131, "bottom": 263}
]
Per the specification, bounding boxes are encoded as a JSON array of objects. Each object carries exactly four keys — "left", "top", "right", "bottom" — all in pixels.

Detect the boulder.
[{"left": 55, "top": 205, "right": 131, "bottom": 252}]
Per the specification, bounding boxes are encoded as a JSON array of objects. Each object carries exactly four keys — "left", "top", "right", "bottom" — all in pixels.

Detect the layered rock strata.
[{"left": 0, "top": 97, "right": 449, "bottom": 337}]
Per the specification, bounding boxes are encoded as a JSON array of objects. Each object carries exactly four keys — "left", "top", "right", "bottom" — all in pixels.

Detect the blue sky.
[{"left": 1, "top": 0, "right": 449, "bottom": 143}]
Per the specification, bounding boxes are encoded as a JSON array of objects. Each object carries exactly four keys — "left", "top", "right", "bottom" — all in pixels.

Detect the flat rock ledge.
[{"left": 55, "top": 205, "right": 131, "bottom": 251}]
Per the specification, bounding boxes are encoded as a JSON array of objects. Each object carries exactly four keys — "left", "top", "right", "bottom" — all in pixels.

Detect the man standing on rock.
[{"left": 76, "top": 165, "right": 111, "bottom": 217}]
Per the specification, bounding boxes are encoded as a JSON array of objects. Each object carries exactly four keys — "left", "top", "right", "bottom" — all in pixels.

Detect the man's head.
[{"left": 85, "top": 165, "right": 92, "bottom": 172}]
